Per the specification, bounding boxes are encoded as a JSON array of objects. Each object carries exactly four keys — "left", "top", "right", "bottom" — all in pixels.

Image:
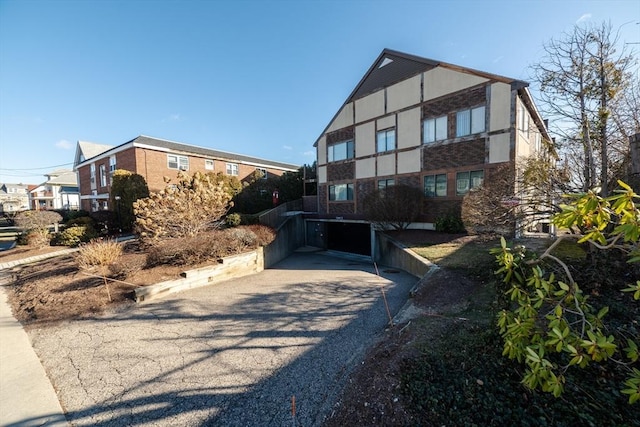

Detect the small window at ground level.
[
  {"left": 456, "top": 170, "right": 484, "bottom": 196},
  {"left": 329, "top": 183, "right": 354, "bottom": 201},
  {"left": 424, "top": 174, "right": 447, "bottom": 197},
  {"left": 205, "top": 159, "right": 214, "bottom": 170}
]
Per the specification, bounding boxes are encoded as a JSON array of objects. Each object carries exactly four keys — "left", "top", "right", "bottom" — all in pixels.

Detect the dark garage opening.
[{"left": 327, "top": 222, "right": 371, "bottom": 256}]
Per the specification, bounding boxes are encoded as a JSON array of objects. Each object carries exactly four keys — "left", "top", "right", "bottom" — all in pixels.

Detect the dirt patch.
[
  {"left": 325, "top": 267, "right": 484, "bottom": 426},
  {"left": 3, "top": 242, "right": 201, "bottom": 327},
  {"left": 0, "top": 245, "right": 65, "bottom": 263}
]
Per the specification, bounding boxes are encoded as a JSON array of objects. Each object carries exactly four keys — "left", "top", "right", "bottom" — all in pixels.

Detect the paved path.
[{"left": 24, "top": 252, "right": 417, "bottom": 426}]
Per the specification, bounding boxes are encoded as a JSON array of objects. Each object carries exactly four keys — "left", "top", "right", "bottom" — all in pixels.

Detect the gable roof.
[
  {"left": 76, "top": 135, "right": 300, "bottom": 171},
  {"left": 74, "top": 141, "right": 114, "bottom": 167},
  {"left": 315, "top": 48, "right": 531, "bottom": 146}
]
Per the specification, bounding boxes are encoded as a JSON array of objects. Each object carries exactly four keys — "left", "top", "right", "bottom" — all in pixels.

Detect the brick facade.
[{"left": 77, "top": 137, "right": 298, "bottom": 211}]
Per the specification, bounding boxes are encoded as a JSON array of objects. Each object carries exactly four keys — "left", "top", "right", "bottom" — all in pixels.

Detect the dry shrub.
[
  {"left": 108, "top": 253, "right": 146, "bottom": 279},
  {"left": 144, "top": 227, "right": 271, "bottom": 267},
  {"left": 25, "top": 229, "right": 52, "bottom": 249},
  {"left": 76, "top": 239, "right": 123, "bottom": 301},
  {"left": 241, "top": 224, "right": 276, "bottom": 246}
]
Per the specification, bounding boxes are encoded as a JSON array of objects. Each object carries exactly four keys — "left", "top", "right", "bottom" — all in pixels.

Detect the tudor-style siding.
[{"left": 315, "top": 49, "right": 549, "bottom": 231}]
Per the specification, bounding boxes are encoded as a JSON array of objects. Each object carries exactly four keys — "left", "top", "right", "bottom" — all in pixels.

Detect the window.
[
  {"left": 91, "top": 190, "right": 98, "bottom": 212},
  {"left": 518, "top": 102, "right": 529, "bottom": 137},
  {"left": 99, "top": 164, "right": 107, "bottom": 187},
  {"left": 456, "top": 170, "right": 484, "bottom": 196},
  {"left": 423, "top": 115, "right": 448, "bottom": 143},
  {"left": 168, "top": 154, "right": 189, "bottom": 170},
  {"left": 205, "top": 159, "right": 214, "bottom": 170},
  {"left": 255, "top": 168, "right": 268, "bottom": 179},
  {"left": 456, "top": 106, "right": 485, "bottom": 137},
  {"left": 424, "top": 174, "right": 447, "bottom": 197},
  {"left": 102, "top": 201, "right": 109, "bottom": 210},
  {"left": 329, "top": 183, "right": 354, "bottom": 201},
  {"left": 109, "top": 155, "right": 116, "bottom": 173},
  {"left": 376, "top": 128, "right": 396, "bottom": 152},
  {"left": 328, "top": 140, "right": 354, "bottom": 162},
  {"left": 378, "top": 179, "right": 394, "bottom": 190},
  {"left": 226, "top": 163, "right": 239, "bottom": 176},
  {"left": 90, "top": 164, "right": 96, "bottom": 186}
]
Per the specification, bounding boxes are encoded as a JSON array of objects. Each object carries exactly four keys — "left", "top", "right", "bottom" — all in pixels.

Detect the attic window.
[{"left": 379, "top": 57, "right": 393, "bottom": 68}]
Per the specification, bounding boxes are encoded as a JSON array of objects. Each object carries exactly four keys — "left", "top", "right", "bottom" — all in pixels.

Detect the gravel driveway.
[{"left": 28, "top": 252, "right": 418, "bottom": 426}]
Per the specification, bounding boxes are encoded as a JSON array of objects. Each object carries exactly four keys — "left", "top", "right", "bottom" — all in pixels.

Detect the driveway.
[{"left": 27, "top": 251, "right": 418, "bottom": 426}]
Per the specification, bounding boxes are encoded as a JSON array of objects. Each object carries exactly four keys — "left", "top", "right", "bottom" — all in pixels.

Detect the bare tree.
[
  {"left": 533, "top": 21, "right": 635, "bottom": 195},
  {"left": 362, "top": 185, "right": 423, "bottom": 230}
]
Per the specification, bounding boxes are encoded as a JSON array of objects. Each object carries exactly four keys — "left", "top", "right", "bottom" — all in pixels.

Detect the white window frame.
[
  {"left": 109, "top": 155, "right": 116, "bottom": 173},
  {"left": 168, "top": 154, "right": 189, "bottom": 170},
  {"left": 376, "top": 128, "right": 396, "bottom": 153},
  {"left": 205, "top": 159, "right": 214, "bottom": 170},
  {"left": 90, "top": 164, "right": 96, "bottom": 188},
  {"left": 99, "top": 164, "right": 107, "bottom": 187},
  {"left": 423, "top": 115, "right": 448, "bottom": 143},
  {"left": 456, "top": 106, "right": 486, "bottom": 137},
  {"left": 327, "top": 140, "right": 354, "bottom": 162},
  {"left": 226, "top": 163, "right": 239, "bottom": 176}
]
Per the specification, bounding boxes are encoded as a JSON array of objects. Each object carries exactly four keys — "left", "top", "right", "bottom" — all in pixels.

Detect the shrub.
[
  {"left": 225, "top": 213, "right": 241, "bottom": 227},
  {"left": 435, "top": 213, "right": 465, "bottom": 234},
  {"left": 14, "top": 210, "right": 62, "bottom": 232},
  {"left": 54, "top": 225, "right": 98, "bottom": 247},
  {"left": 242, "top": 224, "right": 276, "bottom": 246},
  {"left": 228, "top": 228, "right": 258, "bottom": 248},
  {"left": 240, "top": 213, "right": 260, "bottom": 225},
  {"left": 109, "top": 253, "right": 146, "bottom": 279},
  {"left": 90, "top": 210, "right": 117, "bottom": 235},
  {"left": 25, "top": 229, "right": 52, "bottom": 249},
  {"left": 110, "top": 170, "right": 150, "bottom": 231},
  {"left": 76, "top": 239, "right": 123, "bottom": 301},
  {"left": 134, "top": 171, "right": 233, "bottom": 241},
  {"left": 66, "top": 216, "right": 94, "bottom": 227},
  {"left": 145, "top": 232, "right": 223, "bottom": 267}
]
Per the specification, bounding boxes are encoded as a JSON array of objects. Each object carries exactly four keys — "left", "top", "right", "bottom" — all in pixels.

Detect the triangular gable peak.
[{"left": 315, "top": 48, "right": 523, "bottom": 146}]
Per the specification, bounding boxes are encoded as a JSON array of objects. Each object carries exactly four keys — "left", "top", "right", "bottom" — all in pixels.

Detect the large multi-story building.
[
  {"left": 310, "top": 49, "right": 551, "bottom": 255},
  {"left": 74, "top": 135, "right": 300, "bottom": 212}
]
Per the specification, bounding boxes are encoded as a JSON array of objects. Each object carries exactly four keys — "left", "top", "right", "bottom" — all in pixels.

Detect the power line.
[{"left": 0, "top": 162, "right": 74, "bottom": 171}]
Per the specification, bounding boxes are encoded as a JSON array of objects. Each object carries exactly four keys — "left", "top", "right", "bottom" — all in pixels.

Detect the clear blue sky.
[{"left": 1, "top": 0, "right": 638, "bottom": 184}]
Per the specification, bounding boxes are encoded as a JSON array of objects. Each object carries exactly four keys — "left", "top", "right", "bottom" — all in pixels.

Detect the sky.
[{"left": 0, "top": 0, "right": 638, "bottom": 185}]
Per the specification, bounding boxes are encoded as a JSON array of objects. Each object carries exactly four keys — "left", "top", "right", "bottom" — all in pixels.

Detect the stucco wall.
[
  {"left": 355, "top": 90, "right": 385, "bottom": 123},
  {"left": 387, "top": 74, "right": 421, "bottom": 112},
  {"left": 423, "top": 67, "right": 488, "bottom": 101}
]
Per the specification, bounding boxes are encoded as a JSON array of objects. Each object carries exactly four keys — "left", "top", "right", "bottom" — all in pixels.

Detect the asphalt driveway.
[{"left": 27, "top": 251, "right": 418, "bottom": 426}]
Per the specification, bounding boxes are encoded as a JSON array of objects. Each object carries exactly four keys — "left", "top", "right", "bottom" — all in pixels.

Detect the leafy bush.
[
  {"left": 110, "top": 170, "right": 150, "bottom": 231},
  {"left": 435, "top": 212, "right": 465, "bottom": 233},
  {"left": 402, "top": 322, "right": 639, "bottom": 426},
  {"left": 228, "top": 228, "right": 258, "bottom": 248},
  {"left": 90, "top": 210, "right": 117, "bottom": 235},
  {"left": 240, "top": 213, "right": 260, "bottom": 225},
  {"left": 65, "top": 216, "right": 94, "bottom": 227},
  {"left": 493, "top": 181, "right": 640, "bottom": 403},
  {"left": 225, "top": 213, "right": 241, "bottom": 227},
  {"left": 54, "top": 225, "right": 98, "bottom": 247}
]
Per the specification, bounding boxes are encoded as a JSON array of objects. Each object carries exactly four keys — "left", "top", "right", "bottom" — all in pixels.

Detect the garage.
[{"left": 326, "top": 221, "right": 372, "bottom": 256}]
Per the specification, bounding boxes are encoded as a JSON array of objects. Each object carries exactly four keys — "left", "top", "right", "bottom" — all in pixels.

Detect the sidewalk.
[{"left": 0, "top": 249, "right": 81, "bottom": 427}]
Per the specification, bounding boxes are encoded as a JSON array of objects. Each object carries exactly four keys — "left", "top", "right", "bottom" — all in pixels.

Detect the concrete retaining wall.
[
  {"left": 263, "top": 213, "right": 305, "bottom": 268},
  {"left": 135, "top": 248, "right": 264, "bottom": 302},
  {"left": 374, "top": 232, "right": 433, "bottom": 279}
]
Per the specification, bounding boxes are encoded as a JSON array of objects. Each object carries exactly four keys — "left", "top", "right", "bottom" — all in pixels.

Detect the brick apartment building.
[
  {"left": 74, "top": 135, "right": 299, "bottom": 212},
  {"left": 310, "top": 49, "right": 551, "bottom": 254}
]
